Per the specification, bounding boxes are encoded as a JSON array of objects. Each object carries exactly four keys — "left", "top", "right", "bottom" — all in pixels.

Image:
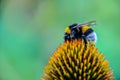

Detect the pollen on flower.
[{"left": 42, "top": 40, "right": 114, "bottom": 80}]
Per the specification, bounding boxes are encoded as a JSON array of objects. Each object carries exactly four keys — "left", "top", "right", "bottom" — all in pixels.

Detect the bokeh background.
[{"left": 0, "top": 0, "right": 120, "bottom": 80}]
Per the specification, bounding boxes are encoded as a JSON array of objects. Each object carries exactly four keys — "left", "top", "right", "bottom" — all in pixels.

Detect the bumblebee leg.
[
  {"left": 64, "top": 33, "right": 71, "bottom": 41},
  {"left": 83, "top": 37, "right": 87, "bottom": 44},
  {"left": 82, "top": 37, "right": 88, "bottom": 50}
]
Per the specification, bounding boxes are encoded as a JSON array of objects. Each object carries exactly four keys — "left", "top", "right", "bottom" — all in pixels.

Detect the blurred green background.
[{"left": 0, "top": 0, "right": 120, "bottom": 80}]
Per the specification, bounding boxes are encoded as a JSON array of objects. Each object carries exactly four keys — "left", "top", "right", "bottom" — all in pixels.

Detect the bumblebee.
[{"left": 64, "top": 21, "right": 97, "bottom": 44}]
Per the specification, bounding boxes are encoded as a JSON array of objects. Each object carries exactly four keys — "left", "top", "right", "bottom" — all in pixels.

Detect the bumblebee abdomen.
[
  {"left": 86, "top": 32, "right": 97, "bottom": 43},
  {"left": 82, "top": 28, "right": 94, "bottom": 37}
]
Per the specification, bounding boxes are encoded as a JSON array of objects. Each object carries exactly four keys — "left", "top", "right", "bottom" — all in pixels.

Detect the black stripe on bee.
[{"left": 83, "top": 28, "right": 94, "bottom": 37}]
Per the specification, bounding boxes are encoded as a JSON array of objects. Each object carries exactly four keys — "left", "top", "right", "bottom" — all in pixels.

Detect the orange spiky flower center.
[{"left": 42, "top": 40, "right": 114, "bottom": 80}]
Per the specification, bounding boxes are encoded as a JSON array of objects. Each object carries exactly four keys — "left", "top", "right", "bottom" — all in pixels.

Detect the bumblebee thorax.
[{"left": 65, "top": 27, "right": 71, "bottom": 34}]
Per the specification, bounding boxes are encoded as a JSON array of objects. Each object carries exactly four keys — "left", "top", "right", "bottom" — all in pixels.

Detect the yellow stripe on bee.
[
  {"left": 82, "top": 25, "right": 90, "bottom": 33},
  {"left": 65, "top": 27, "right": 71, "bottom": 34}
]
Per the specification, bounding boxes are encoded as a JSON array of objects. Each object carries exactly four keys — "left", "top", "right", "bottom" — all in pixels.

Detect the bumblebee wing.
[
  {"left": 69, "top": 23, "right": 78, "bottom": 29},
  {"left": 77, "top": 21, "right": 96, "bottom": 28},
  {"left": 86, "top": 20, "right": 96, "bottom": 26}
]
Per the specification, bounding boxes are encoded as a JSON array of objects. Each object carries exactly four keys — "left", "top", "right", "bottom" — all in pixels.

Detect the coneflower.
[{"left": 42, "top": 40, "right": 114, "bottom": 80}]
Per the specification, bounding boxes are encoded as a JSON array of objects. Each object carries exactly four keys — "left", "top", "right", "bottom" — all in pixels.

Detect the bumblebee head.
[
  {"left": 64, "top": 23, "right": 77, "bottom": 41},
  {"left": 65, "top": 23, "right": 78, "bottom": 34}
]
